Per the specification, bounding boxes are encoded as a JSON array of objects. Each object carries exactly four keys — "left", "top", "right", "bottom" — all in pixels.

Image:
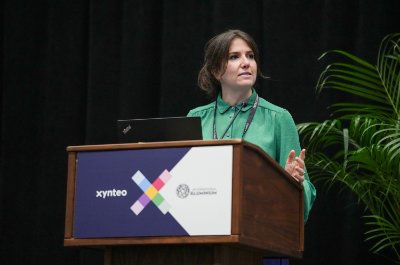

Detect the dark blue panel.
[{"left": 74, "top": 147, "right": 191, "bottom": 238}]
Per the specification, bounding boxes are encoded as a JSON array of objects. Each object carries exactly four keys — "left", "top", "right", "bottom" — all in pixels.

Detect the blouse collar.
[{"left": 216, "top": 88, "right": 257, "bottom": 114}]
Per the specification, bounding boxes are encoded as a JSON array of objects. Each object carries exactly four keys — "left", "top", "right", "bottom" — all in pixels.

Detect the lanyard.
[{"left": 213, "top": 94, "right": 259, "bottom": 140}]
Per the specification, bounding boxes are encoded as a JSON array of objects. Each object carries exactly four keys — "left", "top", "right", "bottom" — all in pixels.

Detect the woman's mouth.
[{"left": 238, "top": 72, "right": 251, "bottom": 76}]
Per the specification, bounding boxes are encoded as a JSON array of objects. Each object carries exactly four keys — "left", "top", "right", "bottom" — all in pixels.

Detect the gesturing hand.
[{"left": 285, "top": 149, "right": 306, "bottom": 183}]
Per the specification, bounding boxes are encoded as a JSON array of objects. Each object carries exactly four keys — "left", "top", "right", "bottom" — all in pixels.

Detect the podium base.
[{"left": 105, "top": 245, "right": 266, "bottom": 265}]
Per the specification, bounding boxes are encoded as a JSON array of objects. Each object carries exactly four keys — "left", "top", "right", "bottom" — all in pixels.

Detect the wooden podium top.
[
  {"left": 66, "top": 139, "right": 301, "bottom": 190},
  {"left": 68, "top": 139, "right": 243, "bottom": 151}
]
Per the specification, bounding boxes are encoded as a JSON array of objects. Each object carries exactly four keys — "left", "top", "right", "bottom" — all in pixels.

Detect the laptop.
[{"left": 117, "top": 116, "right": 203, "bottom": 143}]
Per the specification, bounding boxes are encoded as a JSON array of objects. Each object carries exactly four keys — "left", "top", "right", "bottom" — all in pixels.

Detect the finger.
[
  {"left": 296, "top": 174, "right": 304, "bottom": 182},
  {"left": 293, "top": 167, "right": 305, "bottom": 182},
  {"left": 295, "top": 157, "right": 305, "bottom": 168},
  {"left": 286, "top": 150, "right": 295, "bottom": 163},
  {"left": 295, "top": 166, "right": 305, "bottom": 176},
  {"left": 291, "top": 172, "right": 304, "bottom": 183},
  {"left": 299, "top": 149, "right": 306, "bottom": 161}
]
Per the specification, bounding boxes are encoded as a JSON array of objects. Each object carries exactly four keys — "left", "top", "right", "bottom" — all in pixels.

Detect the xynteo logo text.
[
  {"left": 96, "top": 189, "right": 127, "bottom": 199},
  {"left": 130, "top": 169, "right": 172, "bottom": 215}
]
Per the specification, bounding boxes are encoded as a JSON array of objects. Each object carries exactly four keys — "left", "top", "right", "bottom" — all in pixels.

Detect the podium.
[{"left": 64, "top": 139, "right": 304, "bottom": 265}]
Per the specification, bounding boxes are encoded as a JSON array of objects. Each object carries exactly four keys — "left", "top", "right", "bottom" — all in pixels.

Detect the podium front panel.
[{"left": 73, "top": 145, "right": 233, "bottom": 238}]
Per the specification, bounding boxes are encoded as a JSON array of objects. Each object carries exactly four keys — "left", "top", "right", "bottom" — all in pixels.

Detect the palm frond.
[
  {"left": 330, "top": 103, "right": 393, "bottom": 120},
  {"left": 365, "top": 214, "right": 400, "bottom": 255},
  {"left": 377, "top": 33, "right": 400, "bottom": 117},
  {"left": 299, "top": 33, "right": 400, "bottom": 262},
  {"left": 297, "top": 120, "right": 360, "bottom": 151}
]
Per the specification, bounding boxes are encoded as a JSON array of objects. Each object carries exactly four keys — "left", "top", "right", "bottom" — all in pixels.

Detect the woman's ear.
[{"left": 212, "top": 69, "right": 222, "bottom": 81}]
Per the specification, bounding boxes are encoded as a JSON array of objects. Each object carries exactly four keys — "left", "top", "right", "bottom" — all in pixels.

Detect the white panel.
[{"left": 160, "top": 145, "right": 233, "bottom": 235}]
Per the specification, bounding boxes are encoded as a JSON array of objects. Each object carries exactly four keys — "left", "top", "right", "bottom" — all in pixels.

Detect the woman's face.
[{"left": 215, "top": 38, "right": 257, "bottom": 92}]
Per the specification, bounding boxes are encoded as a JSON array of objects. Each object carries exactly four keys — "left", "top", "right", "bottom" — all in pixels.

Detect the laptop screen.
[{"left": 116, "top": 116, "right": 203, "bottom": 143}]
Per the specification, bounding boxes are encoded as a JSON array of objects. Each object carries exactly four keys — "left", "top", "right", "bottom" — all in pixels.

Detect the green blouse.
[{"left": 188, "top": 90, "right": 316, "bottom": 221}]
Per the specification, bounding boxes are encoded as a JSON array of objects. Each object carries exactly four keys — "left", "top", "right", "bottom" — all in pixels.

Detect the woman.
[{"left": 188, "top": 29, "right": 316, "bottom": 221}]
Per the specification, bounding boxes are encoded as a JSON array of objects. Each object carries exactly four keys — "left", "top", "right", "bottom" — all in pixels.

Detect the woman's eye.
[
  {"left": 229, "top": 54, "right": 239, "bottom": 60},
  {"left": 248, "top": 54, "right": 255, "bottom": 59}
]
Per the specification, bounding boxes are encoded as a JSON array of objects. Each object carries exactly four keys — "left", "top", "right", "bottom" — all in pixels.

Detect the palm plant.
[{"left": 297, "top": 33, "right": 400, "bottom": 262}]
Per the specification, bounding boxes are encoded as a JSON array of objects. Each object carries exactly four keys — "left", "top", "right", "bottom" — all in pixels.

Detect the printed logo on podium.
[
  {"left": 176, "top": 184, "right": 190, "bottom": 199},
  {"left": 130, "top": 169, "right": 172, "bottom": 215}
]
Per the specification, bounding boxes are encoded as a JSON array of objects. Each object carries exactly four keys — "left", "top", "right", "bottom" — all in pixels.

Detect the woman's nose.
[{"left": 240, "top": 57, "right": 250, "bottom": 67}]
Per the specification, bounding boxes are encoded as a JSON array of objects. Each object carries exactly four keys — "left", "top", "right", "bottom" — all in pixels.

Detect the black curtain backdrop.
[{"left": 1, "top": 1, "right": 399, "bottom": 265}]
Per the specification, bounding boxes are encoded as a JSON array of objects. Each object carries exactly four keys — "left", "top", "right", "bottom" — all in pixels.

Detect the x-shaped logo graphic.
[{"left": 130, "top": 169, "right": 172, "bottom": 215}]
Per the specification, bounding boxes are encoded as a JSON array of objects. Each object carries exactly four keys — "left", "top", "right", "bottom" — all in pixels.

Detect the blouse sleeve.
[{"left": 276, "top": 110, "right": 316, "bottom": 222}]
